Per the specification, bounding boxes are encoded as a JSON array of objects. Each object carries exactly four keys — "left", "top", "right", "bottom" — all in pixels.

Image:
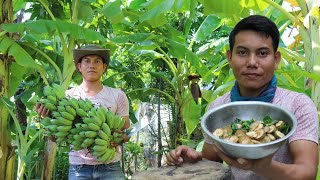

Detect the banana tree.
[
  {"left": 0, "top": 96, "right": 44, "bottom": 179},
  {"left": 0, "top": 1, "right": 22, "bottom": 179},
  {"left": 92, "top": 0, "right": 237, "bottom": 148},
  {"left": 103, "top": 0, "right": 233, "bottom": 148}
]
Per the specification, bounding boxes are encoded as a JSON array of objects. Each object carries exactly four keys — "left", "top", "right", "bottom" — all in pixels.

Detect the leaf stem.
[
  {"left": 126, "top": 88, "right": 176, "bottom": 103},
  {"left": 23, "top": 44, "right": 63, "bottom": 82},
  {"left": 0, "top": 30, "right": 8, "bottom": 37}
]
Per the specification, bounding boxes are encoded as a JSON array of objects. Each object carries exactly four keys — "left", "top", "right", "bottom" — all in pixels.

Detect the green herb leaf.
[
  {"left": 279, "top": 125, "right": 290, "bottom": 134},
  {"left": 235, "top": 118, "right": 242, "bottom": 124},
  {"left": 231, "top": 122, "right": 238, "bottom": 134},
  {"left": 241, "top": 122, "right": 251, "bottom": 131},
  {"left": 263, "top": 116, "right": 276, "bottom": 125}
]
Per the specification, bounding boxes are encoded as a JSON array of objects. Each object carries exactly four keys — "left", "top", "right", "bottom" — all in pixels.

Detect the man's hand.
[
  {"left": 110, "top": 129, "right": 129, "bottom": 147},
  {"left": 165, "top": 145, "right": 202, "bottom": 166},
  {"left": 211, "top": 144, "right": 273, "bottom": 171},
  {"left": 35, "top": 102, "right": 51, "bottom": 118}
]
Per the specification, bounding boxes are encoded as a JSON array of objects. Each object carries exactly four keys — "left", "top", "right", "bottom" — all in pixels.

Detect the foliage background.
[{"left": 0, "top": 0, "right": 319, "bottom": 179}]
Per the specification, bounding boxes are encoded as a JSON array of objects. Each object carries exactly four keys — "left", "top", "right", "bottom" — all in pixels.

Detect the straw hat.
[{"left": 73, "top": 44, "right": 110, "bottom": 71}]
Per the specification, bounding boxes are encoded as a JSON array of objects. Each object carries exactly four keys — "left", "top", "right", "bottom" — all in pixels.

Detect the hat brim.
[{"left": 73, "top": 49, "right": 110, "bottom": 72}]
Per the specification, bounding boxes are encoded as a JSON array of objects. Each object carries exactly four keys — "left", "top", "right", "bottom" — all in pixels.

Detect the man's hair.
[{"left": 229, "top": 15, "right": 280, "bottom": 52}]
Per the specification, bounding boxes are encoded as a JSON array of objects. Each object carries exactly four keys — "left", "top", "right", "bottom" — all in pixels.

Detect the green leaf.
[
  {"left": 128, "top": 0, "right": 147, "bottom": 10},
  {"left": 23, "top": 148, "right": 40, "bottom": 166},
  {"left": 184, "top": 0, "right": 197, "bottom": 35},
  {"left": 149, "top": 71, "right": 169, "bottom": 79},
  {"left": 149, "top": 71, "right": 177, "bottom": 92},
  {"left": 163, "top": 24, "right": 186, "bottom": 44},
  {"left": 101, "top": 0, "right": 125, "bottom": 24},
  {"left": 13, "top": 0, "right": 27, "bottom": 11},
  {"left": 200, "top": 0, "right": 244, "bottom": 16},
  {"left": 173, "top": 0, "right": 185, "bottom": 11},
  {"left": 111, "top": 33, "right": 153, "bottom": 43},
  {"left": 167, "top": 39, "right": 212, "bottom": 82},
  {"left": 78, "top": 2, "right": 94, "bottom": 23},
  {"left": 193, "top": 15, "right": 225, "bottom": 41},
  {"left": 0, "top": 36, "right": 47, "bottom": 84},
  {"left": 240, "top": 0, "right": 269, "bottom": 11},
  {"left": 139, "top": 0, "right": 174, "bottom": 22},
  {"left": 2, "top": 20, "right": 105, "bottom": 42},
  {"left": 146, "top": 14, "right": 167, "bottom": 28},
  {"left": 101, "top": 0, "right": 122, "bottom": 17},
  {"left": 183, "top": 92, "right": 201, "bottom": 138},
  {"left": 110, "top": 13, "right": 125, "bottom": 24},
  {"left": 9, "top": 63, "right": 27, "bottom": 97},
  {"left": 278, "top": 47, "right": 307, "bottom": 62},
  {"left": 205, "top": 81, "right": 234, "bottom": 106},
  {"left": 299, "top": 71, "right": 320, "bottom": 82},
  {"left": 0, "top": 96, "right": 14, "bottom": 109},
  {"left": 279, "top": 124, "right": 290, "bottom": 134},
  {"left": 263, "top": 116, "right": 275, "bottom": 125}
]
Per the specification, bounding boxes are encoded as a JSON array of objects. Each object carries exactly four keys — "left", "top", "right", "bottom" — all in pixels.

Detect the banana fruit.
[{"left": 40, "top": 84, "right": 126, "bottom": 162}]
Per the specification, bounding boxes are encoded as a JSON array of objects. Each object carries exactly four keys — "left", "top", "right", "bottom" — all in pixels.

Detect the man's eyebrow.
[
  {"left": 235, "top": 46, "right": 248, "bottom": 50},
  {"left": 235, "top": 46, "right": 271, "bottom": 51},
  {"left": 256, "top": 47, "right": 271, "bottom": 51}
]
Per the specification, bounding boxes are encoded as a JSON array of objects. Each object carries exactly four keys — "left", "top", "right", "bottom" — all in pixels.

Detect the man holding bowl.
[{"left": 166, "top": 15, "right": 319, "bottom": 180}]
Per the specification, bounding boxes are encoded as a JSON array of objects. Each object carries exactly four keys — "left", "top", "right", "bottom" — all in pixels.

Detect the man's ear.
[
  {"left": 103, "top": 63, "right": 107, "bottom": 72},
  {"left": 227, "top": 50, "right": 232, "bottom": 68},
  {"left": 226, "top": 50, "right": 232, "bottom": 62},
  {"left": 274, "top": 51, "right": 281, "bottom": 70},
  {"left": 77, "top": 63, "right": 82, "bottom": 72}
]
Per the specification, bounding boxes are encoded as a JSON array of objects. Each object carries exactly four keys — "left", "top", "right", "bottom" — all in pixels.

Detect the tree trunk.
[
  {"left": 0, "top": 0, "right": 15, "bottom": 179},
  {"left": 168, "top": 103, "right": 176, "bottom": 148},
  {"left": 0, "top": 54, "right": 14, "bottom": 180},
  {"left": 175, "top": 108, "right": 184, "bottom": 146},
  {"left": 175, "top": 58, "right": 185, "bottom": 146},
  {"left": 157, "top": 90, "right": 162, "bottom": 167},
  {"left": 309, "top": 5, "right": 320, "bottom": 110},
  {"left": 41, "top": 140, "right": 57, "bottom": 180}
]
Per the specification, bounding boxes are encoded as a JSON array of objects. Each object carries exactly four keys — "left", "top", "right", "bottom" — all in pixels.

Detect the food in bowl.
[
  {"left": 201, "top": 101, "right": 297, "bottom": 159},
  {"left": 212, "top": 116, "right": 291, "bottom": 144}
]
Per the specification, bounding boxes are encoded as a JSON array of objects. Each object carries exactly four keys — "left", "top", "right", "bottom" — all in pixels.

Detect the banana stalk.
[
  {"left": 309, "top": 5, "right": 320, "bottom": 109},
  {"left": 0, "top": 56, "right": 11, "bottom": 180},
  {"left": 261, "top": 0, "right": 320, "bottom": 109}
]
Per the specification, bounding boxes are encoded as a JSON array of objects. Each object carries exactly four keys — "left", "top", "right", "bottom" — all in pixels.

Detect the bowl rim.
[{"left": 201, "top": 101, "right": 297, "bottom": 147}]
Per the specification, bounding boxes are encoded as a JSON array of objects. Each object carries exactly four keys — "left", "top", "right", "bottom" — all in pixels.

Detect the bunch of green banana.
[
  {"left": 39, "top": 88, "right": 127, "bottom": 162},
  {"left": 70, "top": 105, "right": 126, "bottom": 162},
  {"left": 40, "top": 116, "right": 70, "bottom": 144},
  {"left": 89, "top": 129, "right": 114, "bottom": 162},
  {"left": 38, "top": 83, "right": 66, "bottom": 111},
  {"left": 103, "top": 109, "right": 125, "bottom": 131},
  {"left": 39, "top": 84, "right": 78, "bottom": 145},
  {"left": 75, "top": 98, "right": 93, "bottom": 117}
]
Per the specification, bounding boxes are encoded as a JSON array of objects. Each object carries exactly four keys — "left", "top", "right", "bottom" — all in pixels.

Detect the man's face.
[
  {"left": 77, "top": 54, "right": 107, "bottom": 82},
  {"left": 227, "top": 30, "right": 280, "bottom": 97}
]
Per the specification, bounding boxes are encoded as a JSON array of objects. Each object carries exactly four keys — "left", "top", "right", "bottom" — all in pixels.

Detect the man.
[
  {"left": 36, "top": 44, "right": 130, "bottom": 179},
  {"left": 166, "top": 15, "right": 319, "bottom": 180}
]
